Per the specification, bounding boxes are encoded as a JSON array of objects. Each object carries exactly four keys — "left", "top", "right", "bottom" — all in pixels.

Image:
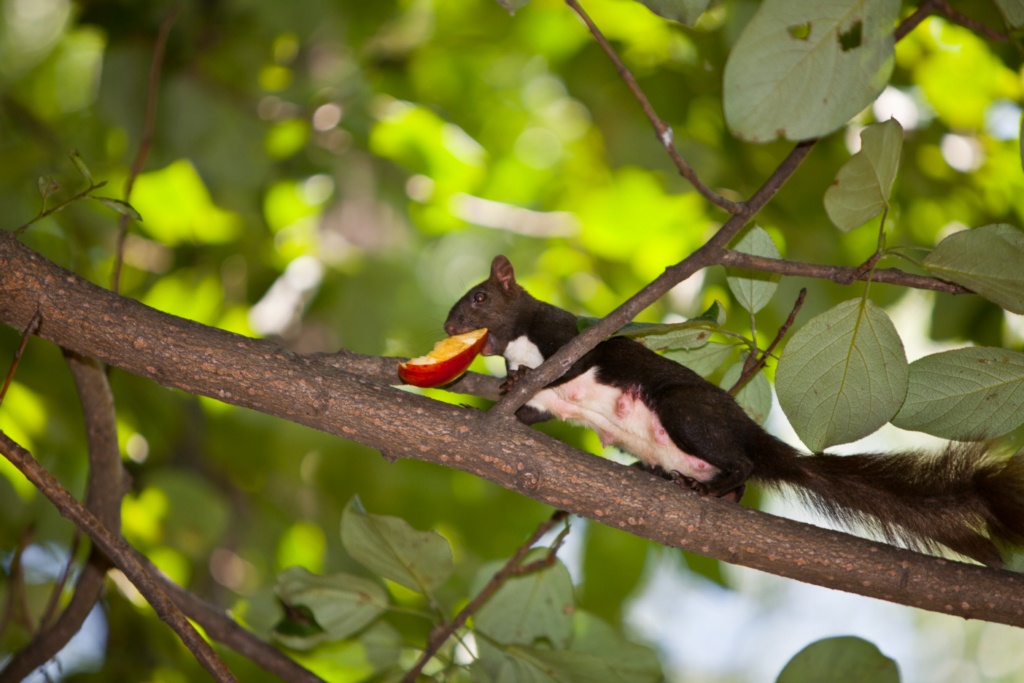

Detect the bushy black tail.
[{"left": 752, "top": 439, "right": 1024, "bottom": 567}]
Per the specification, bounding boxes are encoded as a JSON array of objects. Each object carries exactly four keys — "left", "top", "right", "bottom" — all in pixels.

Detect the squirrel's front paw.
[{"left": 500, "top": 366, "right": 530, "bottom": 395}]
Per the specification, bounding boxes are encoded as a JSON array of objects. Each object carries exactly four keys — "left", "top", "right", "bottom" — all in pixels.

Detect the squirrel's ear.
[{"left": 491, "top": 255, "right": 515, "bottom": 289}]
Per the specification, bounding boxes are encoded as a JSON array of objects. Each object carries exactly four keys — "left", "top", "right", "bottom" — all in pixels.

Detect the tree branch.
[
  {"left": 111, "top": 2, "right": 181, "bottom": 293},
  {"left": 403, "top": 510, "right": 570, "bottom": 682},
  {"left": 489, "top": 140, "right": 817, "bottom": 419},
  {"left": 0, "top": 426, "right": 237, "bottom": 682},
  {"left": 564, "top": 0, "right": 742, "bottom": 215},
  {"left": 489, "top": 0, "right": 949, "bottom": 419},
  {"left": 3, "top": 233, "right": 1024, "bottom": 627},
  {"left": 718, "top": 250, "right": 972, "bottom": 295},
  {"left": 128, "top": 549, "right": 329, "bottom": 683},
  {"left": 0, "top": 353, "right": 124, "bottom": 682}
]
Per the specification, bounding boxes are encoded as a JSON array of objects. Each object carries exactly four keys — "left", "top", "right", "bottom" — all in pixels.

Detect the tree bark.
[{"left": 3, "top": 230, "right": 1024, "bottom": 627}]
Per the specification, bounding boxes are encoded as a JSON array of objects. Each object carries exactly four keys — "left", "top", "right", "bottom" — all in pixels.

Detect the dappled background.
[{"left": 2, "top": 0, "right": 1024, "bottom": 680}]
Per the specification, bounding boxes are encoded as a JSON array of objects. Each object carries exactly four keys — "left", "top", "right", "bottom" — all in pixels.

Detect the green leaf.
[
  {"left": 824, "top": 119, "right": 903, "bottom": 232},
  {"left": 273, "top": 566, "right": 388, "bottom": 649},
  {"left": 891, "top": 347, "right": 1024, "bottom": 440},
  {"left": 721, "top": 361, "right": 772, "bottom": 425},
  {"left": 91, "top": 196, "right": 143, "bottom": 221},
  {"left": 632, "top": 0, "right": 711, "bottom": 25},
  {"left": 578, "top": 302, "right": 724, "bottom": 352},
  {"left": 694, "top": 300, "right": 727, "bottom": 327},
  {"left": 632, "top": 323, "right": 714, "bottom": 352},
  {"left": 130, "top": 159, "right": 241, "bottom": 244},
  {"left": 570, "top": 612, "right": 662, "bottom": 683},
  {"left": 360, "top": 621, "right": 403, "bottom": 673},
  {"left": 37, "top": 176, "right": 60, "bottom": 201},
  {"left": 340, "top": 497, "right": 453, "bottom": 595},
  {"left": 476, "top": 640, "right": 635, "bottom": 683},
  {"left": 726, "top": 226, "right": 781, "bottom": 313},
  {"left": 993, "top": 0, "right": 1024, "bottom": 28},
  {"left": 723, "top": 0, "right": 899, "bottom": 142},
  {"left": 68, "top": 149, "right": 93, "bottom": 183},
  {"left": 664, "top": 342, "right": 738, "bottom": 377},
  {"left": 473, "top": 549, "right": 574, "bottom": 648},
  {"left": 776, "top": 636, "right": 899, "bottom": 683},
  {"left": 776, "top": 299, "right": 908, "bottom": 451},
  {"left": 922, "top": 224, "right": 1024, "bottom": 314}
]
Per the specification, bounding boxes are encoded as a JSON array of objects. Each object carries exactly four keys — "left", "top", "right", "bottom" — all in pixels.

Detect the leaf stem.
[{"left": 13, "top": 181, "right": 107, "bottom": 237}]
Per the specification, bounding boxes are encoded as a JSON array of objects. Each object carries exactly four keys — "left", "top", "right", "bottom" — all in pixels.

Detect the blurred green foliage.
[{"left": 2, "top": 0, "right": 1024, "bottom": 680}]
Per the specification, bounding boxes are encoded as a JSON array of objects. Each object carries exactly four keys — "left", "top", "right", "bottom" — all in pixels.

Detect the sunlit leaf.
[
  {"left": 914, "top": 23, "right": 1018, "bottom": 130},
  {"left": 776, "top": 299, "right": 908, "bottom": 451},
  {"left": 286, "top": 625, "right": 395, "bottom": 681},
  {"left": 340, "top": 497, "right": 453, "bottom": 595},
  {"left": 274, "top": 566, "right": 388, "bottom": 649},
  {"left": 277, "top": 520, "right": 327, "bottom": 574},
  {"left": 723, "top": 0, "right": 899, "bottom": 141},
  {"left": 923, "top": 224, "right": 1024, "bottom": 314},
  {"left": 726, "top": 226, "right": 781, "bottom": 312},
  {"left": 129, "top": 159, "right": 242, "bottom": 245},
  {"left": 473, "top": 549, "right": 574, "bottom": 648},
  {"left": 891, "top": 347, "right": 1024, "bottom": 440},
  {"left": 824, "top": 119, "right": 903, "bottom": 231},
  {"left": 632, "top": 0, "right": 711, "bottom": 25},
  {"left": 777, "top": 636, "right": 899, "bottom": 683}
]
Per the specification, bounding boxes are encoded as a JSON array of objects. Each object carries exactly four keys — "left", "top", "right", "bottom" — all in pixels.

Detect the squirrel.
[{"left": 444, "top": 255, "right": 1024, "bottom": 567}]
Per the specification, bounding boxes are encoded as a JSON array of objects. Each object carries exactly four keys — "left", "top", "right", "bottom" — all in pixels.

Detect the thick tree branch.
[{"left": 3, "top": 233, "right": 1024, "bottom": 628}]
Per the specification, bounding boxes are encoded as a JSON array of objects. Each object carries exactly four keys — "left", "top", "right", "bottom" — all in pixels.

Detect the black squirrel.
[{"left": 444, "top": 255, "right": 1024, "bottom": 567}]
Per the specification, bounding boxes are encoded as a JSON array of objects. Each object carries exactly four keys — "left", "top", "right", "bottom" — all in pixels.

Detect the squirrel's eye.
[{"left": 473, "top": 291, "right": 487, "bottom": 304}]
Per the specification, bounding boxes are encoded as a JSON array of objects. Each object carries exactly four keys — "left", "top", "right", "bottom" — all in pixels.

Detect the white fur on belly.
[
  {"left": 504, "top": 335, "right": 545, "bottom": 371},
  {"left": 525, "top": 367, "right": 718, "bottom": 482}
]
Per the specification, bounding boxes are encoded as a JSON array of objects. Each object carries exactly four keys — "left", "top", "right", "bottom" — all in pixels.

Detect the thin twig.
[
  {"left": 111, "top": 2, "right": 181, "bottom": 293},
  {"left": 401, "top": 510, "right": 570, "bottom": 682},
  {"left": 489, "top": 0, "right": 963, "bottom": 419},
  {"left": 729, "top": 288, "right": 806, "bottom": 396},
  {"left": 564, "top": 0, "right": 743, "bottom": 215},
  {"left": 895, "top": 0, "right": 938, "bottom": 40},
  {"left": 0, "top": 528, "right": 34, "bottom": 643},
  {"left": 0, "top": 432, "right": 237, "bottom": 683},
  {"left": 487, "top": 140, "right": 816, "bottom": 420},
  {"left": 0, "top": 353, "right": 124, "bottom": 683},
  {"left": 13, "top": 182, "right": 107, "bottom": 237},
  {"left": 932, "top": 0, "right": 1009, "bottom": 40},
  {"left": 718, "top": 250, "right": 971, "bottom": 295},
  {"left": 0, "top": 308, "right": 41, "bottom": 408}
]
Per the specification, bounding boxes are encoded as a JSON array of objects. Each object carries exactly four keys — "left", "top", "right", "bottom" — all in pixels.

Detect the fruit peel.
[{"left": 398, "top": 328, "right": 488, "bottom": 388}]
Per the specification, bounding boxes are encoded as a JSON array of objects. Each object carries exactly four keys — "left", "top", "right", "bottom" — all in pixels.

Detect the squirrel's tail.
[{"left": 752, "top": 439, "right": 1024, "bottom": 567}]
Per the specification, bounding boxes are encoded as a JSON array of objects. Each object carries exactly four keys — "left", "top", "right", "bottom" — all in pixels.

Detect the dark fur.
[{"left": 446, "top": 256, "right": 1024, "bottom": 567}]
